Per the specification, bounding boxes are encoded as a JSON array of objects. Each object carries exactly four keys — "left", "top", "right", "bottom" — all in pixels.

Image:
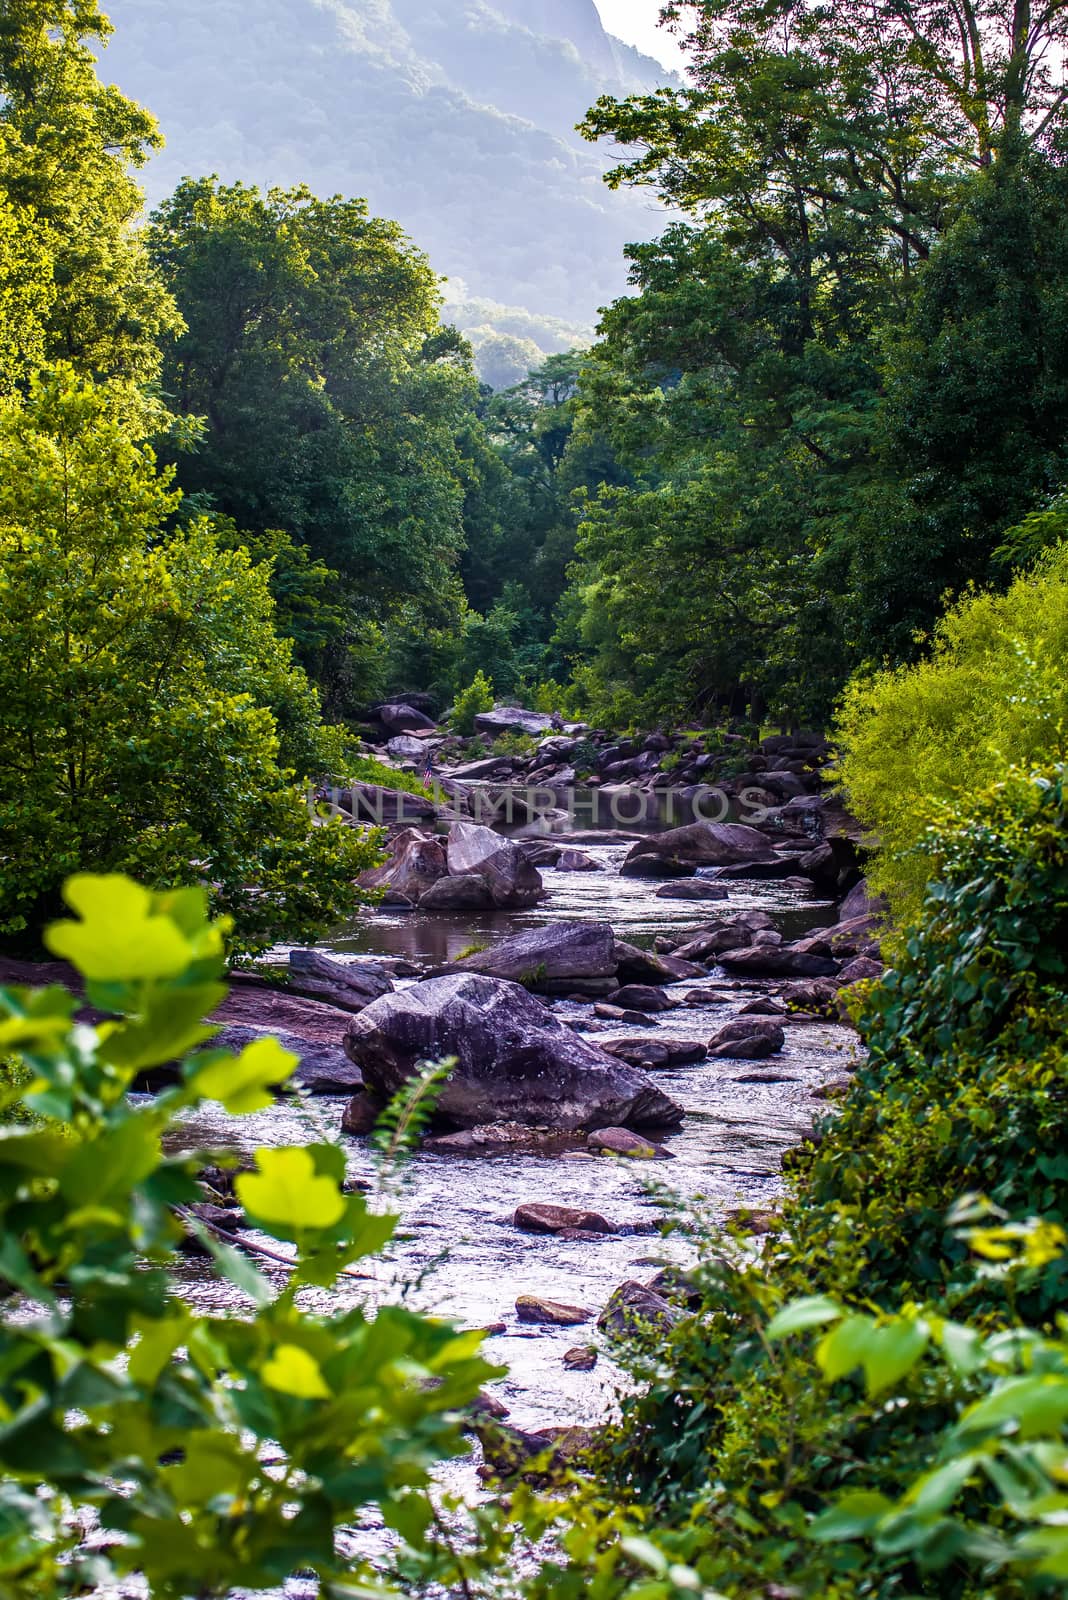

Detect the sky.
[
  {"left": 593, "top": 0, "right": 691, "bottom": 73},
  {"left": 591, "top": 0, "right": 693, "bottom": 72}
]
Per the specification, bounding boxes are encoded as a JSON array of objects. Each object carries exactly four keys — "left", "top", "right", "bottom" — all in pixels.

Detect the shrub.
[
  {"left": 348, "top": 752, "right": 434, "bottom": 798},
  {"left": 0, "top": 873, "right": 497, "bottom": 1597},
  {"left": 835, "top": 540, "right": 1068, "bottom": 927},
  {"left": 534, "top": 768, "right": 1068, "bottom": 1598},
  {"left": 0, "top": 368, "right": 375, "bottom": 954},
  {"left": 451, "top": 668, "right": 494, "bottom": 734}
]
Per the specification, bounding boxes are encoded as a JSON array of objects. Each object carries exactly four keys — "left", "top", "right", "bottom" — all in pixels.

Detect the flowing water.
[{"left": 165, "top": 842, "right": 859, "bottom": 1437}]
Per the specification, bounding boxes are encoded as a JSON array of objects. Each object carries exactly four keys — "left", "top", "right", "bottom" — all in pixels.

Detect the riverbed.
[{"left": 164, "top": 841, "right": 859, "bottom": 1438}]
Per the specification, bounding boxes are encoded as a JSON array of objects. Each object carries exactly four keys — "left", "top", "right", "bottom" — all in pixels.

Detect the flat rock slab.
[{"left": 447, "top": 920, "right": 616, "bottom": 986}]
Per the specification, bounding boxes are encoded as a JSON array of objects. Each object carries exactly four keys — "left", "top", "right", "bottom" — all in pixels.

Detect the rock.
[
  {"left": 340, "top": 1089, "right": 382, "bottom": 1134},
  {"left": 600, "top": 1036, "right": 707, "bottom": 1068},
  {"left": 618, "top": 852, "right": 695, "bottom": 880},
  {"left": 444, "top": 821, "right": 544, "bottom": 908},
  {"left": 706, "top": 1018, "right": 786, "bottom": 1058},
  {"left": 837, "top": 955, "right": 885, "bottom": 985},
  {"left": 654, "top": 879, "right": 730, "bottom": 901},
  {"left": 780, "top": 978, "right": 840, "bottom": 1016},
  {"left": 446, "top": 756, "right": 513, "bottom": 780},
  {"left": 622, "top": 822, "right": 776, "bottom": 877},
  {"left": 609, "top": 984, "right": 677, "bottom": 1013},
  {"left": 377, "top": 701, "right": 436, "bottom": 733},
  {"left": 286, "top": 948, "right": 394, "bottom": 1012},
  {"left": 613, "top": 941, "right": 680, "bottom": 986},
  {"left": 449, "top": 921, "right": 616, "bottom": 988},
  {"left": 474, "top": 705, "right": 557, "bottom": 739},
  {"left": 518, "top": 840, "right": 563, "bottom": 869},
  {"left": 587, "top": 1126, "right": 673, "bottom": 1159},
  {"left": 514, "top": 1203, "right": 616, "bottom": 1235},
  {"left": 336, "top": 783, "right": 438, "bottom": 826},
  {"left": 593, "top": 1003, "right": 658, "bottom": 1025},
  {"left": 598, "top": 1281, "right": 682, "bottom": 1338},
  {"left": 725, "top": 1208, "right": 781, "bottom": 1235},
  {"left": 555, "top": 849, "right": 602, "bottom": 872},
  {"left": 730, "top": 1068, "right": 802, "bottom": 1083},
  {"left": 418, "top": 874, "right": 497, "bottom": 911},
  {"left": 673, "top": 911, "right": 775, "bottom": 962},
  {"left": 798, "top": 837, "right": 862, "bottom": 893},
  {"left": 738, "top": 997, "right": 787, "bottom": 1016},
  {"left": 422, "top": 1123, "right": 583, "bottom": 1156},
  {"left": 645, "top": 1266, "right": 703, "bottom": 1309},
  {"left": 828, "top": 914, "right": 885, "bottom": 957},
  {"left": 563, "top": 1345, "right": 598, "bottom": 1370},
  {"left": 712, "top": 858, "right": 810, "bottom": 881},
  {"left": 839, "top": 878, "right": 889, "bottom": 922},
  {"left": 515, "top": 1295, "right": 593, "bottom": 1326},
  {"left": 359, "top": 828, "right": 449, "bottom": 904},
  {"left": 206, "top": 1024, "right": 364, "bottom": 1096},
  {"left": 718, "top": 944, "right": 841, "bottom": 978},
  {"left": 475, "top": 1421, "right": 597, "bottom": 1480},
  {"left": 345, "top": 974, "right": 684, "bottom": 1131},
  {"left": 812, "top": 1079, "right": 853, "bottom": 1100},
  {"left": 386, "top": 733, "right": 430, "bottom": 760}
]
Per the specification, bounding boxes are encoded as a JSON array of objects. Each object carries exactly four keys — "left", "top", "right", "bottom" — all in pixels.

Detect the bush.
[
  {"left": 0, "top": 368, "right": 376, "bottom": 954},
  {"left": 835, "top": 540, "right": 1068, "bottom": 927},
  {"left": 451, "top": 668, "right": 494, "bottom": 734},
  {"left": 533, "top": 768, "right": 1068, "bottom": 1598},
  {"left": 0, "top": 873, "right": 498, "bottom": 1598}
]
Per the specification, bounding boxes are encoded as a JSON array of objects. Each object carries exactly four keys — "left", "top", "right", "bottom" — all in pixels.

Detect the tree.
[
  {"left": 0, "top": 0, "right": 180, "bottom": 386},
  {"left": 147, "top": 179, "right": 481, "bottom": 712},
  {"left": 0, "top": 367, "right": 376, "bottom": 952}
]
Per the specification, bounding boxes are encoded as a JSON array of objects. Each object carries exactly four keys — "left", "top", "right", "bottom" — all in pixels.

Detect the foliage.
[
  {"left": 0, "top": 873, "right": 497, "bottom": 1598},
  {"left": 528, "top": 765, "right": 1068, "bottom": 1599},
  {"left": 0, "top": 0, "right": 181, "bottom": 389},
  {"left": 451, "top": 670, "right": 495, "bottom": 735},
  {"left": 147, "top": 177, "right": 481, "bottom": 715},
  {"left": 835, "top": 541, "right": 1068, "bottom": 926},
  {"left": 0, "top": 366, "right": 377, "bottom": 953},
  {"left": 347, "top": 754, "right": 435, "bottom": 800}
]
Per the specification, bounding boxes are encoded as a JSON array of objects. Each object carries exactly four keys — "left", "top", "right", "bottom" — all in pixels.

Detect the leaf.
[
  {"left": 262, "top": 1343, "right": 331, "bottom": 1399},
  {"left": 938, "top": 1319, "right": 985, "bottom": 1375},
  {"left": 129, "top": 1313, "right": 191, "bottom": 1387},
  {"left": 766, "top": 1295, "right": 843, "bottom": 1339},
  {"left": 190, "top": 1036, "right": 295, "bottom": 1113},
  {"left": 861, "top": 1318, "right": 931, "bottom": 1395},
  {"left": 236, "top": 1147, "right": 345, "bottom": 1233},
  {"left": 45, "top": 875, "right": 193, "bottom": 981},
  {"left": 810, "top": 1491, "right": 893, "bottom": 1542}
]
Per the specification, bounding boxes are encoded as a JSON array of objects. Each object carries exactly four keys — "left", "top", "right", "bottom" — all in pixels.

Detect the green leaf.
[
  {"left": 766, "top": 1295, "right": 843, "bottom": 1339},
  {"left": 262, "top": 1343, "right": 331, "bottom": 1399},
  {"left": 45, "top": 875, "right": 195, "bottom": 981},
  {"left": 861, "top": 1318, "right": 931, "bottom": 1395},
  {"left": 810, "top": 1491, "right": 894, "bottom": 1542},
  {"left": 236, "top": 1147, "right": 346, "bottom": 1233},
  {"left": 189, "top": 1036, "right": 294, "bottom": 1113}
]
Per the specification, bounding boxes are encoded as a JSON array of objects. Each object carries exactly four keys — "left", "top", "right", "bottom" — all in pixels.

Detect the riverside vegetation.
[{"left": 3, "top": 2, "right": 1068, "bottom": 1597}]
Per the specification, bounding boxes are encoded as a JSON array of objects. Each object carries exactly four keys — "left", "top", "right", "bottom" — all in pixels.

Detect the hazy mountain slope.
[{"left": 98, "top": 0, "right": 674, "bottom": 331}]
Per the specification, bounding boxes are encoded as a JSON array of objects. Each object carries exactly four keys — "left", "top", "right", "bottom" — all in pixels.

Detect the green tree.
[
  {"left": 0, "top": 0, "right": 180, "bottom": 386},
  {"left": 147, "top": 178, "right": 480, "bottom": 711},
  {"left": 0, "top": 367, "right": 376, "bottom": 951}
]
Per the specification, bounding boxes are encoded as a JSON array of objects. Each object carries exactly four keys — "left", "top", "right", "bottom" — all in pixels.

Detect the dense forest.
[{"left": 4, "top": 1, "right": 1068, "bottom": 1597}]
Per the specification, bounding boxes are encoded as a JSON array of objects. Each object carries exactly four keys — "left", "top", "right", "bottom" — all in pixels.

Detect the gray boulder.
[
  {"left": 358, "top": 829, "right": 448, "bottom": 904},
  {"left": 286, "top": 948, "right": 393, "bottom": 1012},
  {"left": 209, "top": 1024, "right": 363, "bottom": 1095},
  {"left": 621, "top": 822, "right": 776, "bottom": 877},
  {"left": 718, "top": 944, "right": 841, "bottom": 978},
  {"left": 474, "top": 705, "right": 556, "bottom": 739},
  {"left": 706, "top": 1018, "right": 786, "bottom": 1059},
  {"left": 445, "top": 821, "right": 543, "bottom": 908},
  {"left": 448, "top": 921, "right": 616, "bottom": 990},
  {"left": 344, "top": 973, "right": 684, "bottom": 1131},
  {"left": 418, "top": 874, "right": 496, "bottom": 911},
  {"left": 654, "top": 879, "right": 730, "bottom": 901},
  {"left": 378, "top": 702, "right": 436, "bottom": 733}
]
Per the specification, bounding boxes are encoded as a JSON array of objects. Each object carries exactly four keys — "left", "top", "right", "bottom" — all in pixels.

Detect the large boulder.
[
  {"left": 344, "top": 973, "right": 684, "bottom": 1131},
  {"left": 653, "top": 879, "right": 729, "bottom": 901},
  {"left": 358, "top": 829, "right": 448, "bottom": 905},
  {"left": 448, "top": 921, "right": 616, "bottom": 991},
  {"left": 621, "top": 822, "right": 776, "bottom": 878},
  {"left": 839, "top": 878, "right": 889, "bottom": 922},
  {"left": 386, "top": 733, "right": 430, "bottom": 760},
  {"left": 672, "top": 911, "right": 775, "bottom": 963},
  {"left": 209, "top": 1024, "right": 363, "bottom": 1095},
  {"left": 474, "top": 705, "right": 556, "bottom": 739},
  {"left": 418, "top": 874, "right": 497, "bottom": 911},
  {"left": 377, "top": 701, "right": 436, "bottom": 733},
  {"left": 706, "top": 1018, "right": 786, "bottom": 1059},
  {"left": 445, "top": 821, "right": 543, "bottom": 908}
]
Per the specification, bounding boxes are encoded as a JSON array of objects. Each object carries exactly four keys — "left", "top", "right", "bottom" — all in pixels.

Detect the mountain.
[{"left": 97, "top": 0, "right": 676, "bottom": 350}]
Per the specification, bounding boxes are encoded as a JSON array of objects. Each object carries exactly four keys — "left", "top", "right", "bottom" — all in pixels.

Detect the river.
[{"left": 163, "top": 839, "right": 859, "bottom": 1444}]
